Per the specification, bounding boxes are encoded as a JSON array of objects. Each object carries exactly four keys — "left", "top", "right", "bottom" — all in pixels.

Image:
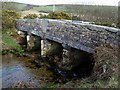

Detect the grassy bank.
[{"left": 1, "top": 33, "right": 24, "bottom": 55}]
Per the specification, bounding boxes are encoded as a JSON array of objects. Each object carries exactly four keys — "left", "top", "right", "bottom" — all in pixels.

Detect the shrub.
[
  {"left": 23, "top": 14, "right": 38, "bottom": 19},
  {"left": 39, "top": 14, "right": 48, "bottom": 19},
  {"left": 2, "top": 10, "right": 20, "bottom": 31},
  {"left": 43, "top": 12, "right": 71, "bottom": 20}
]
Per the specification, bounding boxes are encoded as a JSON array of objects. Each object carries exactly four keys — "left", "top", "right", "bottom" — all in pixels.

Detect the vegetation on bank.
[
  {"left": 1, "top": 27, "right": 24, "bottom": 56},
  {"left": 2, "top": 2, "right": 24, "bottom": 55},
  {"left": 2, "top": 10, "right": 20, "bottom": 32},
  {"left": 2, "top": 33, "right": 24, "bottom": 55}
]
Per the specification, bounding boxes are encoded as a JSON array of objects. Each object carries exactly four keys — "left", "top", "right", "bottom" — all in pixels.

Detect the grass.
[
  {"left": 2, "top": 33, "right": 21, "bottom": 50},
  {"left": 2, "top": 32, "right": 24, "bottom": 55}
]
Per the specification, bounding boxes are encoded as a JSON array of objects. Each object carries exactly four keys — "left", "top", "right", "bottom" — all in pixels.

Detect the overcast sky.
[{"left": 3, "top": 0, "right": 120, "bottom": 6}]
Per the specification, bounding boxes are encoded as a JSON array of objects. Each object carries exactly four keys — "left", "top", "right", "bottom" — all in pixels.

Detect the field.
[{"left": 31, "top": 5, "right": 65, "bottom": 12}]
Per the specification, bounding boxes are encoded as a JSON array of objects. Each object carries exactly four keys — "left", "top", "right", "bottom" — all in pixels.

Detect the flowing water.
[{"left": 1, "top": 54, "right": 55, "bottom": 88}]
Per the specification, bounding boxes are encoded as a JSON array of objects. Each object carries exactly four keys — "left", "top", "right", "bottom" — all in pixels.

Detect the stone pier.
[{"left": 41, "top": 39, "right": 51, "bottom": 56}]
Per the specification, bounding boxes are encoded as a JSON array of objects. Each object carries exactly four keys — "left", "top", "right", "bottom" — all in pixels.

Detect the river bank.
[{"left": 1, "top": 51, "right": 118, "bottom": 88}]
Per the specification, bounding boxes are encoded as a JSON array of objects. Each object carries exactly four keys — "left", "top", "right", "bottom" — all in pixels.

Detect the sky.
[{"left": 3, "top": 0, "right": 120, "bottom": 6}]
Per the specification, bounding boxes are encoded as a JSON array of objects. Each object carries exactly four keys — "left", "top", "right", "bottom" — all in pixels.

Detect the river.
[{"left": 1, "top": 54, "right": 55, "bottom": 88}]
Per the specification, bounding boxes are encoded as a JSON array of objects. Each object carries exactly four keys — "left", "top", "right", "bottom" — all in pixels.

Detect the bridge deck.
[{"left": 16, "top": 19, "right": 120, "bottom": 53}]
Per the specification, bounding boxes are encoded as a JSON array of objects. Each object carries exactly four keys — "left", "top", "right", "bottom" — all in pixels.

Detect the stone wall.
[{"left": 16, "top": 19, "right": 120, "bottom": 53}]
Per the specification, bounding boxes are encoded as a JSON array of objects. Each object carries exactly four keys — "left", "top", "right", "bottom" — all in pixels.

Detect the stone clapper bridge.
[{"left": 16, "top": 19, "right": 120, "bottom": 71}]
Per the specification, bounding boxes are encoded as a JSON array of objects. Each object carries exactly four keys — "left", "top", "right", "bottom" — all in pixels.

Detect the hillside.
[
  {"left": 27, "top": 4, "right": 118, "bottom": 26},
  {"left": 2, "top": 2, "right": 118, "bottom": 26},
  {"left": 64, "top": 5, "right": 118, "bottom": 24}
]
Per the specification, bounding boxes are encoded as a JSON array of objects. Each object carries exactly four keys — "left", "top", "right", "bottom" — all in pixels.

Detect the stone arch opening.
[
  {"left": 70, "top": 48, "right": 95, "bottom": 78},
  {"left": 61, "top": 47, "right": 95, "bottom": 78}
]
